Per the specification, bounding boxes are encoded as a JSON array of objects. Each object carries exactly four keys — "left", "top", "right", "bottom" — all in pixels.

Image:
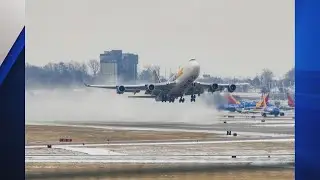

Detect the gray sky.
[{"left": 26, "top": 0, "right": 294, "bottom": 78}]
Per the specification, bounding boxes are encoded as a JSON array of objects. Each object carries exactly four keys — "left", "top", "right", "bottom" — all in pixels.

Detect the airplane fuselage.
[
  {"left": 167, "top": 60, "right": 200, "bottom": 98},
  {"left": 261, "top": 106, "right": 285, "bottom": 117}
]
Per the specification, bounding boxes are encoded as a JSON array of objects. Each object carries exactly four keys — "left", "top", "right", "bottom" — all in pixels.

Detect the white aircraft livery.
[{"left": 84, "top": 59, "right": 239, "bottom": 103}]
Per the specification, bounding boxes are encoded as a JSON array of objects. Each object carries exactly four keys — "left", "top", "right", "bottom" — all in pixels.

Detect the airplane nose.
[
  {"left": 194, "top": 62, "right": 200, "bottom": 72},
  {"left": 189, "top": 59, "right": 200, "bottom": 73},
  {"left": 192, "top": 60, "right": 200, "bottom": 68}
]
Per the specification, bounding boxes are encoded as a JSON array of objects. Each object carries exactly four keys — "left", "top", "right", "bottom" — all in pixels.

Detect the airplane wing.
[
  {"left": 84, "top": 82, "right": 176, "bottom": 93},
  {"left": 127, "top": 95, "right": 157, "bottom": 98},
  {"left": 84, "top": 83, "right": 142, "bottom": 90},
  {"left": 195, "top": 82, "right": 237, "bottom": 93},
  {"left": 195, "top": 82, "right": 250, "bottom": 93}
]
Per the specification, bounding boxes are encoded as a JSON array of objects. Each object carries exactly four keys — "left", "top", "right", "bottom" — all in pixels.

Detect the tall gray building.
[
  {"left": 121, "top": 53, "right": 138, "bottom": 82},
  {"left": 99, "top": 50, "right": 138, "bottom": 84}
]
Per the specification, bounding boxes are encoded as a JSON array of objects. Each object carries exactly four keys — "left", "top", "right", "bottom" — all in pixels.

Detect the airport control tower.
[{"left": 99, "top": 50, "right": 138, "bottom": 84}]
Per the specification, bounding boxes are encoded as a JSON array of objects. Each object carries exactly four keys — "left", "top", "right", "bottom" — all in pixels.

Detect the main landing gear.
[
  {"left": 160, "top": 95, "right": 196, "bottom": 103},
  {"left": 179, "top": 97, "right": 185, "bottom": 103},
  {"left": 191, "top": 94, "right": 196, "bottom": 102},
  {"left": 161, "top": 95, "right": 175, "bottom": 103},
  {"left": 168, "top": 97, "right": 175, "bottom": 103}
]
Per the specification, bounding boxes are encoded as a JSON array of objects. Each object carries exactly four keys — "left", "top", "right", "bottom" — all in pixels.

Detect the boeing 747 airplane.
[{"left": 84, "top": 59, "right": 238, "bottom": 103}]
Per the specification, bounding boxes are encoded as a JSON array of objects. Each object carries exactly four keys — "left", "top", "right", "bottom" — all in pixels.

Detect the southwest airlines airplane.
[
  {"left": 223, "top": 93, "right": 284, "bottom": 117},
  {"left": 84, "top": 59, "right": 238, "bottom": 103},
  {"left": 217, "top": 93, "right": 271, "bottom": 112},
  {"left": 279, "top": 92, "right": 295, "bottom": 110}
]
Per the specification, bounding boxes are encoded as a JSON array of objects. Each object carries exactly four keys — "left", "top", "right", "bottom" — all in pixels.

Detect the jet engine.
[
  {"left": 209, "top": 83, "right": 219, "bottom": 92},
  {"left": 147, "top": 84, "right": 155, "bottom": 91},
  {"left": 116, "top": 85, "right": 126, "bottom": 94},
  {"left": 227, "top": 84, "right": 236, "bottom": 93}
]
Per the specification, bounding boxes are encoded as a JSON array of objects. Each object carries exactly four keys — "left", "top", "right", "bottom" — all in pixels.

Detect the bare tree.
[
  {"left": 283, "top": 67, "right": 295, "bottom": 87},
  {"left": 260, "top": 69, "right": 274, "bottom": 85},
  {"left": 259, "top": 68, "right": 274, "bottom": 92},
  {"left": 87, "top": 59, "right": 100, "bottom": 77}
]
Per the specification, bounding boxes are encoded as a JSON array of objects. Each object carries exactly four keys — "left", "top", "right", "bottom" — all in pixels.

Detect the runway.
[
  {"left": 26, "top": 112, "right": 294, "bottom": 168},
  {"left": 29, "top": 116, "right": 294, "bottom": 137},
  {"left": 26, "top": 138, "right": 294, "bottom": 149},
  {"left": 26, "top": 155, "right": 293, "bottom": 165}
]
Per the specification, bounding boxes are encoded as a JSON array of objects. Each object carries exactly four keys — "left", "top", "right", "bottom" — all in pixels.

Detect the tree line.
[{"left": 25, "top": 60, "right": 294, "bottom": 92}]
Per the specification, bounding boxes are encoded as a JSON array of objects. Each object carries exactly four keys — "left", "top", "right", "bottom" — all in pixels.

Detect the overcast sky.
[{"left": 26, "top": 0, "right": 294, "bottom": 78}]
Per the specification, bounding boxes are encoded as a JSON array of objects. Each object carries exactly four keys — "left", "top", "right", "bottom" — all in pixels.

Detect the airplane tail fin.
[
  {"left": 264, "top": 93, "right": 270, "bottom": 104},
  {"left": 168, "top": 66, "right": 183, "bottom": 82},
  {"left": 262, "top": 94, "right": 268, "bottom": 108},
  {"left": 224, "top": 93, "right": 240, "bottom": 104},
  {"left": 256, "top": 93, "right": 269, "bottom": 108},
  {"left": 287, "top": 92, "right": 295, "bottom": 107}
]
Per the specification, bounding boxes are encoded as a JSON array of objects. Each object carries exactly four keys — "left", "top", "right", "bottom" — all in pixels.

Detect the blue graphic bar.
[{"left": 296, "top": 0, "right": 320, "bottom": 179}]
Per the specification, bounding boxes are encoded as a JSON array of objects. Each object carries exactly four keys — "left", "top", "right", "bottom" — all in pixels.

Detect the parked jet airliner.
[
  {"left": 216, "top": 93, "right": 270, "bottom": 112},
  {"left": 84, "top": 59, "right": 237, "bottom": 103},
  {"left": 228, "top": 93, "right": 284, "bottom": 117}
]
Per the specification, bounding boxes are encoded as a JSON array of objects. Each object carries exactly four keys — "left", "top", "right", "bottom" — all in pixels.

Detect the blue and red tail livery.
[{"left": 287, "top": 92, "right": 295, "bottom": 107}]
